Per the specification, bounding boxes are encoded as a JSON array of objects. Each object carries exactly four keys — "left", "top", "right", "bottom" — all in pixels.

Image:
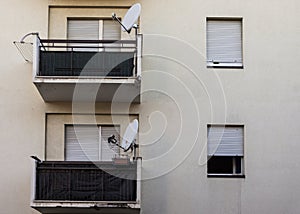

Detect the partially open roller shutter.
[{"left": 208, "top": 126, "right": 244, "bottom": 156}]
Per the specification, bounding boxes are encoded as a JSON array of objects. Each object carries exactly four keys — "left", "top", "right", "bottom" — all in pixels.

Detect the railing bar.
[
  {"left": 40, "top": 46, "right": 135, "bottom": 49},
  {"left": 40, "top": 39, "right": 136, "bottom": 44},
  {"left": 38, "top": 161, "right": 137, "bottom": 164},
  {"left": 37, "top": 167, "right": 136, "bottom": 170}
]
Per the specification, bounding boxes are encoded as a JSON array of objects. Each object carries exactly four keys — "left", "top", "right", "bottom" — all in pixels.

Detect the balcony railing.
[
  {"left": 37, "top": 39, "right": 138, "bottom": 78},
  {"left": 33, "top": 161, "right": 140, "bottom": 202},
  {"left": 32, "top": 35, "right": 142, "bottom": 102}
]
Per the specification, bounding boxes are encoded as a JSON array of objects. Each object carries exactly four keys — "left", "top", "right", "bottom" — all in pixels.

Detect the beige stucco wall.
[{"left": 0, "top": 0, "right": 300, "bottom": 214}]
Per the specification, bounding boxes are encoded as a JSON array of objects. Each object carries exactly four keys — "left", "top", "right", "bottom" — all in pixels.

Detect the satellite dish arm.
[
  {"left": 108, "top": 135, "right": 129, "bottom": 152},
  {"left": 112, "top": 13, "right": 131, "bottom": 33},
  {"left": 107, "top": 135, "right": 138, "bottom": 155}
]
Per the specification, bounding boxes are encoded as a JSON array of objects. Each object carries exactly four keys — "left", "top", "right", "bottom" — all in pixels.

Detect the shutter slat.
[
  {"left": 208, "top": 126, "right": 244, "bottom": 156},
  {"left": 207, "top": 20, "right": 242, "bottom": 64}
]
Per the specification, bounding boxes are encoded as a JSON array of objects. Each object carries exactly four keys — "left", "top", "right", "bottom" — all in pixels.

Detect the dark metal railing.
[
  {"left": 35, "top": 161, "right": 137, "bottom": 202},
  {"left": 38, "top": 39, "right": 137, "bottom": 77}
]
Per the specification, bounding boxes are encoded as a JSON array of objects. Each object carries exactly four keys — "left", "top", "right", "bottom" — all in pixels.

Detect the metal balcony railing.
[
  {"left": 34, "top": 161, "right": 137, "bottom": 202},
  {"left": 37, "top": 39, "right": 138, "bottom": 77}
]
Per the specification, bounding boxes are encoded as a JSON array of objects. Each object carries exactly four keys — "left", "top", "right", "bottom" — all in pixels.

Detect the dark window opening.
[
  {"left": 207, "top": 156, "right": 233, "bottom": 174},
  {"left": 208, "top": 156, "right": 243, "bottom": 174}
]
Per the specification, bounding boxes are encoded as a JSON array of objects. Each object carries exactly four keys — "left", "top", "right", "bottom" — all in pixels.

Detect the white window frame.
[
  {"left": 207, "top": 125, "right": 245, "bottom": 177},
  {"left": 206, "top": 18, "right": 243, "bottom": 68}
]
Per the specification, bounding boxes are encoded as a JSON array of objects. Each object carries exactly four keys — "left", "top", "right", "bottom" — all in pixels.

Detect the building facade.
[{"left": 0, "top": 0, "right": 300, "bottom": 213}]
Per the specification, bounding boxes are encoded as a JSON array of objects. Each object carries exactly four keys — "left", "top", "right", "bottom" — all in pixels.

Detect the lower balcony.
[
  {"left": 31, "top": 159, "right": 141, "bottom": 214},
  {"left": 32, "top": 36, "right": 142, "bottom": 103}
]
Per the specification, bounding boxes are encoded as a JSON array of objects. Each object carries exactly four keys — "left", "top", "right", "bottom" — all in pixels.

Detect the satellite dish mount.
[{"left": 108, "top": 119, "right": 139, "bottom": 158}]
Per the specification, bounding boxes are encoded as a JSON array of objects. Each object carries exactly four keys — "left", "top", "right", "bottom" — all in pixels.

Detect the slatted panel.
[
  {"left": 67, "top": 20, "right": 99, "bottom": 40},
  {"left": 207, "top": 19, "right": 242, "bottom": 65},
  {"left": 65, "top": 126, "right": 100, "bottom": 161},
  {"left": 67, "top": 20, "right": 99, "bottom": 51},
  {"left": 208, "top": 126, "right": 244, "bottom": 156},
  {"left": 103, "top": 20, "right": 121, "bottom": 40},
  {"left": 101, "top": 126, "right": 120, "bottom": 161}
]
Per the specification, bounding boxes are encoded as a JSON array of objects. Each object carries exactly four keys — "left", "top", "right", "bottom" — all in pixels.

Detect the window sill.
[
  {"left": 207, "top": 65, "right": 244, "bottom": 69},
  {"left": 206, "top": 62, "right": 243, "bottom": 69},
  {"left": 207, "top": 174, "right": 245, "bottom": 178}
]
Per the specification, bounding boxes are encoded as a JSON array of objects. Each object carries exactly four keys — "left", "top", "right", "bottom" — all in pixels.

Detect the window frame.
[
  {"left": 206, "top": 17, "right": 244, "bottom": 69},
  {"left": 207, "top": 124, "right": 245, "bottom": 178}
]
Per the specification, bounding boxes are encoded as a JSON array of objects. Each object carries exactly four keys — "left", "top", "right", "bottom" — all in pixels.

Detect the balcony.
[
  {"left": 32, "top": 36, "right": 142, "bottom": 103},
  {"left": 31, "top": 159, "right": 142, "bottom": 214}
]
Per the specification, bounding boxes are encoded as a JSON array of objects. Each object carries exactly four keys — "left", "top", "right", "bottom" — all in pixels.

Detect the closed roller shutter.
[
  {"left": 67, "top": 20, "right": 99, "bottom": 51},
  {"left": 67, "top": 20, "right": 99, "bottom": 40},
  {"left": 208, "top": 126, "right": 244, "bottom": 156},
  {"left": 103, "top": 20, "right": 121, "bottom": 40},
  {"left": 65, "top": 125, "right": 100, "bottom": 161},
  {"left": 207, "top": 19, "right": 243, "bottom": 66}
]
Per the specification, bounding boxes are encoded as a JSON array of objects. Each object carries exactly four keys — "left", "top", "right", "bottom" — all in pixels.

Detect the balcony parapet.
[{"left": 31, "top": 158, "right": 142, "bottom": 213}]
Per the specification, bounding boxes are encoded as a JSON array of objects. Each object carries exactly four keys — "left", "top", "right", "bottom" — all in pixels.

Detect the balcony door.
[
  {"left": 67, "top": 19, "right": 121, "bottom": 51},
  {"left": 65, "top": 125, "right": 120, "bottom": 161}
]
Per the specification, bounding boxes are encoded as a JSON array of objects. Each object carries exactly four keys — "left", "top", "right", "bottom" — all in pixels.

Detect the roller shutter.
[
  {"left": 208, "top": 125, "right": 244, "bottom": 156},
  {"left": 207, "top": 19, "right": 243, "bottom": 67}
]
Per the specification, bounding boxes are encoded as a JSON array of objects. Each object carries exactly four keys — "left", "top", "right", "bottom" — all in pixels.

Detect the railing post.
[
  {"left": 136, "top": 157, "right": 142, "bottom": 204},
  {"left": 136, "top": 34, "right": 142, "bottom": 78},
  {"left": 32, "top": 34, "right": 40, "bottom": 80},
  {"left": 30, "top": 159, "right": 37, "bottom": 205}
]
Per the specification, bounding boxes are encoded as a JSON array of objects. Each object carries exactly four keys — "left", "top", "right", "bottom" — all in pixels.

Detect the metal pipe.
[{"left": 20, "top": 32, "right": 39, "bottom": 43}]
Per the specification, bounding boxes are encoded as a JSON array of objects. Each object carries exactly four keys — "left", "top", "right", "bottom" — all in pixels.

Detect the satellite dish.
[
  {"left": 112, "top": 3, "right": 141, "bottom": 33},
  {"left": 121, "top": 119, "right": 139, "bottom": 151},
  {"left": 121, "top": 3, "right": 141, "bottom": 32}
]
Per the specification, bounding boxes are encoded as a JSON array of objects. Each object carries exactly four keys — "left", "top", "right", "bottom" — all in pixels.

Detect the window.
[
  {"left": 65, "top": 125, "right": 120, "bottom": 161},
  {"left": 67, "top": 19, "right": 121, "bottom": 40},
  {"left": 67, "top": 19, "right": 121, "bottom": 51},
  {"left": 206, "top": 18, "right": 243, "bottom": 68},
  {"left": 207, "top": 125, "right": 244, "bottom": 177}
]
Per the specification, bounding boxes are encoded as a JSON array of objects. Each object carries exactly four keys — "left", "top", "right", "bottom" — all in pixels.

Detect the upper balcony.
[
  {"left": 31, "top": 158, "right": 142, "bottom": 214},
  {"left": 32, "top": 35, "right": 142, "bottom": 103}
]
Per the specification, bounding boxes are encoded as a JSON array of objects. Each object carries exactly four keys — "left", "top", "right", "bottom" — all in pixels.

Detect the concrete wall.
[{"left": 0, "top": 0, "right": 300, "bottom": 214}]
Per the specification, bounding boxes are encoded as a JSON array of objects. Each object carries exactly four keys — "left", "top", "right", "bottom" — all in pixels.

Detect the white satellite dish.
[
  {"left": 112, "top": 3, "right": 141, "bottom": 33},
  {"left": 121, "top": 119, "right": 139, "bottom": 151},
  {"left": 121, "top": 3, "right": 141, "bottom": 32}
]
